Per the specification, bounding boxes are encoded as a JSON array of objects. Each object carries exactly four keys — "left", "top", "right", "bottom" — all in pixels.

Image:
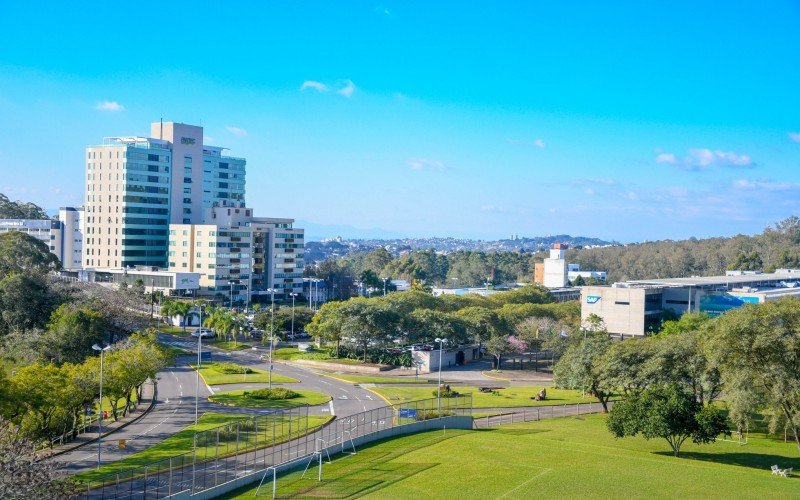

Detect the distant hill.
[{"left": 305, "top": 235, "right": 617, "bottom": 262}]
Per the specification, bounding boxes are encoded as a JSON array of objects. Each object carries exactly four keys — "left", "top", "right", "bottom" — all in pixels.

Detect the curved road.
[{"left": 57, "top": 333, "right": 382, "bottom": 475}]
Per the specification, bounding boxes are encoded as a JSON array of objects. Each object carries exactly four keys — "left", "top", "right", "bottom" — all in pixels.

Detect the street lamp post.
[
  {"left": 229, "top": 280, "right": 235, "bottom": 309},
  {"left": 289, "top": 292, "right": 298, "bottom": 339},
  {"left": 435, "top": 338, "right": 447, "bottom": 414},
  {"left": 267, "top": 288, "right": 276, "bottom": 389},
  {"left": 382, "top": 277, "right": 389, "bottom": 297},
  {"left": 91, "top": 343, "right": 111, "bottom": 470},
  {"left": 195, "top": 303, "right": 204, "bottom": 426}
]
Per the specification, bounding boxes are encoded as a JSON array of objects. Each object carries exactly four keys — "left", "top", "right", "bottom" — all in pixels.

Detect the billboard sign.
[{"left": 586, "top": 295, "right": 601, "bottom": 304}]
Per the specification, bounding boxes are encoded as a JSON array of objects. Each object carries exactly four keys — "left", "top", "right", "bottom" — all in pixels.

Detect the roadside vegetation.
[
  {"left": 191, "top": 362, "right": 298, "bottom": 385},
  {"left": 370, "top": 385, "right": 598, "bottom": 408},
  {"left": 209, "top": 388, "right": 331, "bottom": 409}
]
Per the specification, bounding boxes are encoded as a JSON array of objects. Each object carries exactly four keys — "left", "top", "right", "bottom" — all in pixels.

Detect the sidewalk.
[{"left": 39, "top": 381, "right": 157, "bottom": 459}]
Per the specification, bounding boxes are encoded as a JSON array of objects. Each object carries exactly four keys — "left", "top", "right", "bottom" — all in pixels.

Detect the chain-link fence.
[
  {"left": 473, "top": 400, "right": 614, "bottom": 428},
  {"left": 78, "top": 395, "right": 473, "bottom": 499}
]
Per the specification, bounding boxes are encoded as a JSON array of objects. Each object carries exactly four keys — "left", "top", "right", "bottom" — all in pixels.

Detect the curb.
[
  {"left": 44, "top": 381, "right": 158, "bottom": 459},
  {"left": 481, "top": 370, "right": 510, "bottom": 382},
  {"left": 364, "top": 387, "right": 395, "bottom": 407}
]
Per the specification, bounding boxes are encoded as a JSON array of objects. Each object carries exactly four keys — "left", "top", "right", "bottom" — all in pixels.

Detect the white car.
[{"left": 191, "top": 329, "right": 216, "bottom": 338}]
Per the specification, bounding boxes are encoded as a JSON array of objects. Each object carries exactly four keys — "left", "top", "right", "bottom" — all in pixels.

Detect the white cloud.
[
  {"left": 407, "top": 158, "right": 445, "bottom": 170},
  {"left": 300, "top": 80, "right": 329, "bottom": 92},
  {"left": 584, "top": 188, "right": 595, "bottom": 196},
  {"left": 732, "top": 178, "right": 798, "bottom": 192},
  {"left": 506, "top": 138, "right": 546, "bottom": 148},
  {"left": 337, "top": 79, "right": 356, "bottom": 98},
  {"left": 789, "top": 132, "right": 800, "bottom": 143},
  {"left": 655, "top": 153, "right": 677, "bottom": 164},
  {"left": 95, "top": 100, "right": 124, "bottom": 112},
  {"left": 655, "top": 148, "right": 753, "bottom": 170},
  {"left": 225, "top": 126, "right": 247, "bottom": 137},
  {"left": 300, "top": 79, "right": 356, "bottom": 97},
  {"left": 205, "top": 136, "right": 215, "bottom": 144}
]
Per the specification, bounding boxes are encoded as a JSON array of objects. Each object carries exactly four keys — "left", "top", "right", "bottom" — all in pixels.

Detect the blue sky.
[{"left": 0, "top": 1, "right": 798, "bottom": 241}]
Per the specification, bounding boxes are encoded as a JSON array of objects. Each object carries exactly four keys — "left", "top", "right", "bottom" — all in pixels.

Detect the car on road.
[{"left": 191, "top": 328, "right": 216, "bottom": 338}]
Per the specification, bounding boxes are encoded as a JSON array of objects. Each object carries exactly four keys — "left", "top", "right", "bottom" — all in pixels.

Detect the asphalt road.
[{"left": 58, "top": 333, "right": 383, "bottom": 476}]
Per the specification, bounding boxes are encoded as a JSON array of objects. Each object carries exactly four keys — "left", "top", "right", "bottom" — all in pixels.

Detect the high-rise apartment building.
[
  {"left": 83, "top": 122, "right": 246, "bottom": 269},
  {"left": 168, "top": 202, "right": 304, "bottom": 303}
]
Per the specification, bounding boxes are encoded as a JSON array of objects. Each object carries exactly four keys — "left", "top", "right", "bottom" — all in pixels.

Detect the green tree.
[
  {"left": 405, "top": 309, "right": 467, "bottom": 345},
  {"left": 0, "top": 232, "right": 60, "bottom": 279},
  {"left": 43, "top": 303, "right": 108, "bottom": 364},
  {"left": 455, "top": 306, "right": 503, "bottom": 344},
  {"left": 606, "top": 384, "right": 729, "bottom": 457},
  {"left": 305, "top": 301, "right": 345, "bottom": 355},
  {"left": 704, "top": 297, "right": 800, "bottom": 451},
  {"left": 0, "top": 193, "right": 50, "bottom": 219},
  {"left": 599, "top": 337, "right": 658, "bottom": 398},
  {"left": 338, "top": 300, "right": 400, "bottom": 361},
  {"left": 0, "top": 273, "right": 56, "bottom": 334},
  {"left": 484, "top": 335, "right": 513, "bottom": 369},
  {"left": 553, "top": 331, "right": 614, "bottom": 412}
]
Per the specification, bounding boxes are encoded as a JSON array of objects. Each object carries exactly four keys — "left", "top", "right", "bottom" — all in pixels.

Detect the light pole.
[
  {"left": 91, "top": 343, "right": 111, "bottom": 470},
  {"left": 452, "top": 277, "right": 458, "bottom": 289},
  {"left": 435, "top": 338, "right": 447, "bottom": 414},
  {"left": 289, "top": 292, "right": 298, "bottom": 339},
  {"left": 229, "top": 280, "right": 235, "bottom": 309},
  {"left": 267, "top": 288, "right": 276, "bottom": 389},
  {"left": 195, "top": 302, "right": 204, "bottom": 426},
  {"left": 382, "top": 277, "right": 389, "bottom": 297}
]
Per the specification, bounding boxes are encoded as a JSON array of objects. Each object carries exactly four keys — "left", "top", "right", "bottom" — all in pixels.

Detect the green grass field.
[
  {"left": 321, "top": 373, "right": 430, "bottom": 385},
  {"left": 159, "top": 325, "right": 189, "bottom": 336},
  {"left": 211, "top": 340, "right": 252, "bottom": 351},
  {"left": 209, "top": 389, "right": 331, "bottom": 408},
  {"left": 273, "top": 348, "right": 365, "bottom": 365},
  {"left": 370, "top": 385, "right": 600, "bottom": 408},
  {"left": 224, "top": 414, "right": 799, "bottom": 499},
  {"left": 191, "top": 362, "right": 299, "bottom": 385}
]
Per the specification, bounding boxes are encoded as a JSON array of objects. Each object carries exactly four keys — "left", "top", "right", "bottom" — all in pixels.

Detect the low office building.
[
  {"left": 0, "top": 206, "right": 84, "bottom": 270},
  {"left": 81, "top": 267, "right": 200, "bottom": 295},
  {"left": 567, "top": 264, "right": 606, "bottom": 282},
  {"left": 412, "top": 344, "right": 482, "bottom": 373},
  {"left": 581, "top": 269, "right": 800, "bottom": 337}
]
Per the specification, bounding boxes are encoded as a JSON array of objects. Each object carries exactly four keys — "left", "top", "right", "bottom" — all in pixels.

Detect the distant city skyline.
[{"left": 0, "top": 1, "right": 798, "bottom": 242}]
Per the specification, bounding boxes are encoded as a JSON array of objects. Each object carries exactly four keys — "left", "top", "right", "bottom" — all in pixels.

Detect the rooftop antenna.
[{"left": 159, "top": 118, "right": 163, "bottom": 140}]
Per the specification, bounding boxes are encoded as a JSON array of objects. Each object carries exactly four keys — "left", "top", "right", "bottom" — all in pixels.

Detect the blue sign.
[
  {"left": 398, "top": 408, "right": 417, "bottom": 419},
  {"left": 586, "top": 295, "right": 601, "bottom": 304},
  {"left": 200, "top": 351, "right": 212, "bottom": 361}
]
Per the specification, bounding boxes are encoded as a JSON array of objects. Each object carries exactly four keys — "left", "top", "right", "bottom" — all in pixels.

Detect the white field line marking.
[
  {"left": 498, "top": 468, "right": 552, "bottom": 499},
  {"left": 329, "top": 401, "right": 335, "bottom": 416}
]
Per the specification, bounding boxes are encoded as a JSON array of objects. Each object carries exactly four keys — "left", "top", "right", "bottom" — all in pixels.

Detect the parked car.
[{"left": 191, "top": 328, "right": 216, "bottom": 339}]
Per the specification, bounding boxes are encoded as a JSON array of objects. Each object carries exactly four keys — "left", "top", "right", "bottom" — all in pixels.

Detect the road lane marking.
[{"left": 329, "top": 401, "right": 335, "bottom": 416}]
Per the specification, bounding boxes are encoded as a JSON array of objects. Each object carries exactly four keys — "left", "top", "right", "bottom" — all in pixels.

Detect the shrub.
[
  {"left": 247, "top": 388, "right": 300, "bottom": 400},
  {"left": 415, "top": 410, "right": 455, "bottom": 421},
  {"left": 212, "top": 362, "right": 255, "bottom": 375},
  {"left": 431, "top": 386, "right": 460, "bottom": 398}
]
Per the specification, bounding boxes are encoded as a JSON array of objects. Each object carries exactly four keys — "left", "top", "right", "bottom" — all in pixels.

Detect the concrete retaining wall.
[{"left": 170, "top": 415, "right": 473, "bottom": 499}]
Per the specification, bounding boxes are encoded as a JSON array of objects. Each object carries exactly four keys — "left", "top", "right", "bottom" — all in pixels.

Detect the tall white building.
[
  {"left": 543, "top": 243, "right": 568, "bottom": 288},
  {"left": 83, "top": 121, "right": 246, "bottom": 269}
]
